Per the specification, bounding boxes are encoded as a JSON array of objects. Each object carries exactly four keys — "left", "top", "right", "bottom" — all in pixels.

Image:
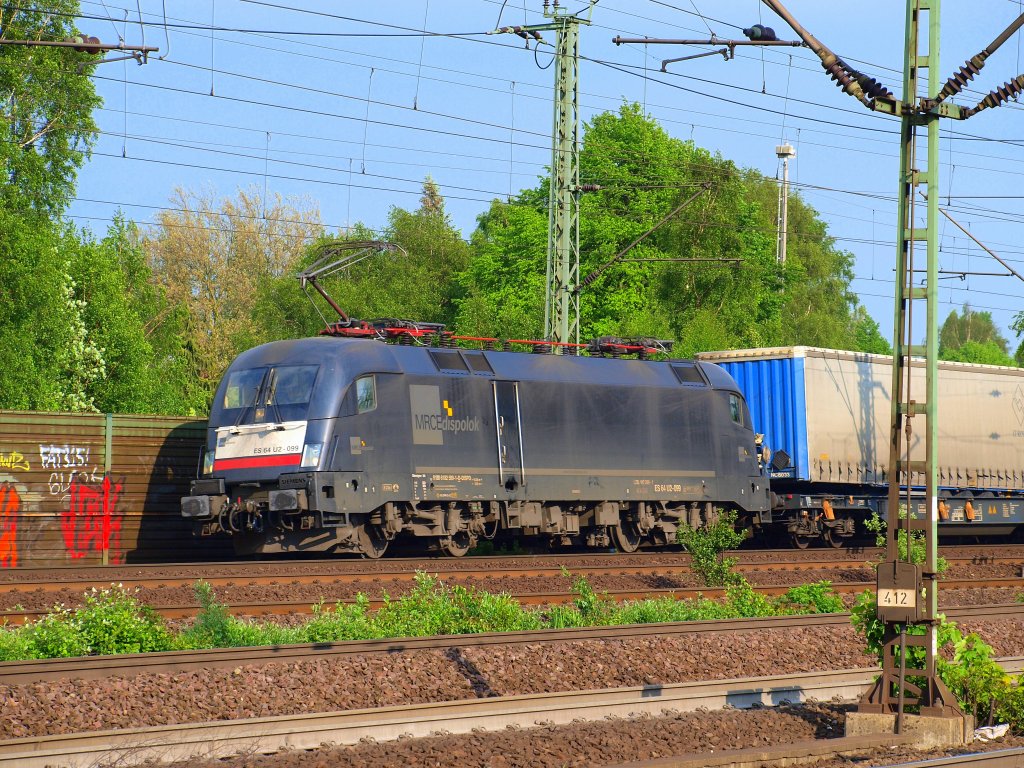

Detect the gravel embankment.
[
  {"left": 159, "top": 704, "right": 1024, "bottom": 768},
  {"left": 7, "top": 619, "right": 1024, "bottom": 741}
]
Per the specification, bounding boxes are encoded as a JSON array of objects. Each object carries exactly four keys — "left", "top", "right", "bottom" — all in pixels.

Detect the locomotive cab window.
[
  {"left": 221, "top": 364, "right": 318, "bottom": 422},
  {"left": 356, "top": 375, "right": 376, "bottom": 413},
  {"left": 223, "top": 368, "right": 265, "bottom": 410},
  {"left": 728, "top": 393, "right": 743, "bottom": 426}
]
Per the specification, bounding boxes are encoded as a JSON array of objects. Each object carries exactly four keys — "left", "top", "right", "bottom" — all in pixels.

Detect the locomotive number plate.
[{"left": 877, "top": 589, "right": 916, "bottom": 609}]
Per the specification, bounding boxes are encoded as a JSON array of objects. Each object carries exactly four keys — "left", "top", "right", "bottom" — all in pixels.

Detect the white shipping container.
[{"left": 697, "top": 347, "right": 1024, "bottom": 491}]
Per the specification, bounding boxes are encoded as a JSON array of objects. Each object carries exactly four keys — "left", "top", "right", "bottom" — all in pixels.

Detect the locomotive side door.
[{"left": 493, "top": 380, "right": 525, "bottom": 496}]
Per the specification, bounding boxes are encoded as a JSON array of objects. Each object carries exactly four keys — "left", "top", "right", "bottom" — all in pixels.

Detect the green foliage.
[
  {"left": 676, "top": 508, "right": 744, "bottom": 587},
  {"left": 370, "top": 572, "right": 542, "bottom": 637},
  {"left": 14, "top": 585, "right": 173, "bottom": 659},
  {"left": 23, "top": 604, "right": 91, "bottom": 659},
  {"left": 942, "top": 340, "right": 1016, "bottom": 367},
  {"left": 0, "top": 624, "right": 37, "bottom": 661},
  {"left": 6, "top": 572, "right": 847, "bottom": 661},
  {"left": 940, "top": 304, "right": 1009, "bottom": 358},
  {"left": 0, "top": 3, "right": 100, "bottom": 215},
  {"left": 849, "top": 589, "right": 887, "bottom": 659},
  {"left": 774, "top": 581, "right": 845, "bottom": 614},
  {"left": 457, "top": 103, "right": 872, "bottom": 352},
  {"left": 851, "top": 591, "right": 1024, "bottom": 729},
  {"left": 864, "top": 512, "right": 948, "bottom": 574},
  {"left": 852, "top": 306, "right": 893, "bottom": 355},
  {"left": 302, "top": 596, "right": 375, "bottom": 643}
]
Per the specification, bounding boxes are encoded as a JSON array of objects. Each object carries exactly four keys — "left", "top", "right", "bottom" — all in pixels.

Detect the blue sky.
[{"left": 70, "top": 1, "right": 1024, "bottom": 347}]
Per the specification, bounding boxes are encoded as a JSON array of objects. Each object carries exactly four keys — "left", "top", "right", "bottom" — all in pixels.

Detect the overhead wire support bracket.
[
  {"left": 0, "top": 37, "right": 159, "bottom": 65},
  {"left": 576, "top": 182, "right": 712, "bottom": 293},
  {"left": 612, "top": 36, "right": 804, "bottom": 72},
  {"left": 759, "top": 0, "right": 896, "bottom": 111}
]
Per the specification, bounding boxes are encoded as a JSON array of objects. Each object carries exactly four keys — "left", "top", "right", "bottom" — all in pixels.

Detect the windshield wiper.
[
  {"left": 265, "top": 369, "right": 286, "bottom": 427},
  {"left": 233, "top": 369, "right": 269, "bottom": 428}
]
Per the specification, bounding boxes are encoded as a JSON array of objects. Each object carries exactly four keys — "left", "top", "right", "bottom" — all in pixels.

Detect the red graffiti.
[
  {"left": 62, "top": 476, "right": 123, "bottom": 561},
  {"left": 0, "top": 484, "right": 18, "bottom": 567}
]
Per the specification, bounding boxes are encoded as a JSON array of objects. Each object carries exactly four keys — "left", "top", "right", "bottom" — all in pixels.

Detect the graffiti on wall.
[
  {"left": 0, "top": 452, "right": 30, "bottom": 472},
  {"left": 62, "top": 476, "right": 124, "bottom": 562},
  {"left": 0, "top": 483, "right": 19, "bottom": 567},
  {"left": 39, "top": 444, "right": 102, "bottom": 501}
]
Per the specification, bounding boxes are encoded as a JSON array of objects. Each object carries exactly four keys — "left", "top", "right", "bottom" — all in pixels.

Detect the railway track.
[
  {"left": 0, "top": 545, "right": 1020, "bottom": 592},
  {"left": 1, "top": 573, "right": 1022, "bottom": 625},
  {"left": 3, "top": 603, "right": 1022, "bottom": 685},
  {"left": 4, "top": 658, "right": 1022, "bottom": 768}
]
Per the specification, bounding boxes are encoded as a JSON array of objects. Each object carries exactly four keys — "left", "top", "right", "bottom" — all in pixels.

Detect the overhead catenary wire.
[{"left": 58, "top": 0, "right": 1024, "bottom": 321}]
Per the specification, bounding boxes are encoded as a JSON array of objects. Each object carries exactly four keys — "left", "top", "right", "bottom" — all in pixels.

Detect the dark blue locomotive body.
[{"left": 182, "top": 336, "right": 771, "bottom": 557}]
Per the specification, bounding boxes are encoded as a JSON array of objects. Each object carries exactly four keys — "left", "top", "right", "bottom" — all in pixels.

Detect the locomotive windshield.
[{"left": 221, "top": 364, "right": 319, "bottom": 422}]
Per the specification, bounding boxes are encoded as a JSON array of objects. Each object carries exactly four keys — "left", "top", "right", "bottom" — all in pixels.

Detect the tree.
[
  {"left": 942, "top": 340, "right": 1015, "bottom": 367},
  {"left": 70, "top": 215, "right": 206, "bottom": 414},
  {"left": 1012, "top": 312, "right": 1024, "bottom": 366},
  {"left": 252, "top": 179, "right": 472, "bottom": 344},
  {"left": 144, "top": 187, "right": 324, "bottom": 402},
  {"left": 940, "top": 304, "right": 1009, "bottom": 358},
  {"left": 457, "top": 103, "right": 870, "bottom": 353},
  {"left": 0, "top": 3, "right": 100, "bottom": 214},
  {"left": 0, "top": 2, "right": 109, "bottom": 412},
  {"left": 852, "top": 306, "right": 893, "bottom": 355},
  {"left": 0, "top": 211, "right": 105, "bottom": 411}
]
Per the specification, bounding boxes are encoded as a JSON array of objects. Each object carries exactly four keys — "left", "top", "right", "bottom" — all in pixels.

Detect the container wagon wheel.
[
  {"left": 823, "top": 527, "right": 844, "bottom": 549},
  {"left": 441, "top": 530, "right": 472, "bottom": 557},
  {"left": 612, "top": 521, "right": 642, "bottom": 554},
  {"left": 790, "top": 533, "right": 812, "bottom": 550},
  {"left": 356, "top": 523, "right": 389, "bottom": 559}
]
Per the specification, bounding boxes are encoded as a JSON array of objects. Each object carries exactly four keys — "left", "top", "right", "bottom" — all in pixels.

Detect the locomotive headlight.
[
  {"left": 202, "top": 451, "right": 215, "bottom": 476},
  {"left": 300, "top": 442, "right": 323, "bottom": 468}
]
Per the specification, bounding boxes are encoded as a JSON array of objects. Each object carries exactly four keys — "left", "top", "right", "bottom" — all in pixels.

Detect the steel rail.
[
  {"left": 6, "top": 659, "right": 1024, "bottom": 768},
  {"left": 4, "top": 574, "right": 1023, "bottom": 626},
  {"left": 873, "top": 748, "right": 1024, "bottom": 767},
  {"left": 608, "top": 741, "right": 1024, "bottom": 768},
  {"left": 0, "top": 558, "right": 877, "bottom": 593},
  {"left": 1, "top": 546, "right": 1019, "bottom": 592},
  {"left": 0, "top": 668, "right": 923, "bottom": 768},
  {"left": 2, "top": 604, "right": 1021, "bottom": 686}
]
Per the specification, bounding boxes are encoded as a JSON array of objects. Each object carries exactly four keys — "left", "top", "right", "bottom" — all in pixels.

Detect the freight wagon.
[{"left": 697, "top": 347, "right": 1024, "bottom": 546}]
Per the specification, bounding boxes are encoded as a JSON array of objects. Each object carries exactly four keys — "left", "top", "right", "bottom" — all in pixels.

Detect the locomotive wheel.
[
  {"left": 823, "top": 527, "right": 844, "bottom": 549},
  {"left": 790, "top": 533, "right": 812, "bottom": 549},
  {"left": 612, "top": 522, "right": 642, "bottom": 553},
  {"left": 441, "top": 530, "right": 472, "bottom": 557},
  {"left": 356, "top": 523, "right": 389, "bottom": 559}
]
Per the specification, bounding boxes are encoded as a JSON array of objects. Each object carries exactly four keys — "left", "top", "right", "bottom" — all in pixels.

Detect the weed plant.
[
  {"left": 675, "top": 509, "right": 745, "bottom": 586},
  {"left": 850, "top": 589, "right": 1024, "bottom": 730},
  {"left": 0, "top": 585, "right": 172, "bottom": 659},
  {"left": 0, "top": 570, "right": 843, "bottom": 662}
]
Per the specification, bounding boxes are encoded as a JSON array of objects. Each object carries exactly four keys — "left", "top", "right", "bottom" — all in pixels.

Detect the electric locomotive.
[{"left": 181, "top": 332, "right": 772, "bottom": 557}]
